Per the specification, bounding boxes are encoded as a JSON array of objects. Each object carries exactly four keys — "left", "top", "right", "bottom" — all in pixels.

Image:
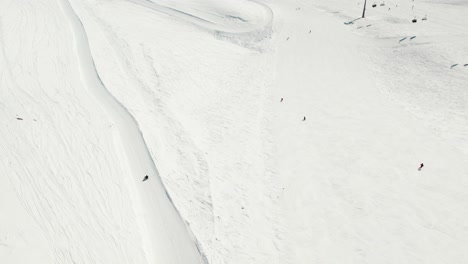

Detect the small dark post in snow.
[{"left": 362, "top": 0, "right": 367, "bottom": 18}]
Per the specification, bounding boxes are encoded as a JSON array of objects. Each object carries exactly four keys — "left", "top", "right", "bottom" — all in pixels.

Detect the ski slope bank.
[
  {"left": 59, "top": 0, "right": 205, "bottom": 263},
  {"left": 71, "top": 0, "right": 278, "bottom": 262},
  {"left": 1, "top": 0, "right": 205, "bottom": 263}
]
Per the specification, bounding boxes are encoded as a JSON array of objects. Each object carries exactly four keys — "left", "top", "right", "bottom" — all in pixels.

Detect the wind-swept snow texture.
[{"left": 1, "top": 0, "right": 468, "bottom": 263}]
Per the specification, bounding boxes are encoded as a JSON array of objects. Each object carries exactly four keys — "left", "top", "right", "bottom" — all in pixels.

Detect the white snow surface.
[{"left": 1, "top": 0, "right": 468, "bottom": 263}]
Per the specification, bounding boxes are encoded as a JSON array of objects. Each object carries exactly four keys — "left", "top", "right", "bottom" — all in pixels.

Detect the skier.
[
  {"left": 280, "top": 98, "right": 283, "bottom": 102},
  {"left": 142, "top": 175, "right": 149, "bottom": 181},
  {"left": 302, "top": 116, "right": 306, "bottom": 121},
  {"left": 418, "top": 163, "right": 424, "bottom": 171}
]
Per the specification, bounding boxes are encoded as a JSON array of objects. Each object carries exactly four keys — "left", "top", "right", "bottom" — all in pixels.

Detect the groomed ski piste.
[{"left": 1, "top": 0, "right": 467, "bottom": 263}]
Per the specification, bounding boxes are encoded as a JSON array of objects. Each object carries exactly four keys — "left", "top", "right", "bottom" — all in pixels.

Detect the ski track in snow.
[
  {"left": 127, "top": 0, "right": 273, "bottom": 34},
  {"left": 57, "top": 0, "right": 206, "bottom": 263}
]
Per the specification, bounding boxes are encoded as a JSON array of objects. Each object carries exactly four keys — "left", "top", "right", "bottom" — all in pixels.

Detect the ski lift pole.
[{"left": 362, "top": 0, "right": 367, "bottom": 18}]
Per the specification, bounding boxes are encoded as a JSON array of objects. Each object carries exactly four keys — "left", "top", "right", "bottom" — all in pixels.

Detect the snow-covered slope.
[
  {"left": 1, "top": 0, "right": 467, "bottom": 263},
  {"left": 271, "top": 1, "right": 468, "bottom": 263}
]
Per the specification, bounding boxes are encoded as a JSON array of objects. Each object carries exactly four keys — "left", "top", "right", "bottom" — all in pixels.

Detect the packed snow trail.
[{"left": 58, "top": 0, "right": 205, "bottom": 263}]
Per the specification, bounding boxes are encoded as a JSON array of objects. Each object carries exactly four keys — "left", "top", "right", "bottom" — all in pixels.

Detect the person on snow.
[
  {"left": 302, "top": 116, "right": 306, "bottom": 121},
  {"left": 418, "top": 163, "right": 424, "bottom": 171},
  {"left": 143, "top": 175, "right": 149, "bottom": 181},
  {"left": 280, "top": 98, "right": 284, "bottom": 102}
]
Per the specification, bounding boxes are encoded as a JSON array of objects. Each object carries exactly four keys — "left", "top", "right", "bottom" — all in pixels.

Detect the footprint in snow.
[
  {"left": 464, "top": 64, "right": 468, "bottom": 67},
  {"left": 410, "top": 36, "right": 416, "bottom": 40},
  {"left": 399, "top": 37, "right": 407, "bottom": 43},
  {"left": 451, "top": 64, "right": 458, "bottom": 69},
  {"left": 366, "top": 24, "right": 372, "bottom": 27}
]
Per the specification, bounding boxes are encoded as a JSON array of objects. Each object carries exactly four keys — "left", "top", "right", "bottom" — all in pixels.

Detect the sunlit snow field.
[{"left": 1, "top": 0, "right": 467, "bottom": 263}]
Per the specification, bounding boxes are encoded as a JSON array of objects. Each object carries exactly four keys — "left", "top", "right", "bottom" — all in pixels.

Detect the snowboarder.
[
  {"left": 143, "top": 175, "right": 149, "bottom": 181},
  {"left": 418, "top": 163, "right": 424, "bottom": 171},
  {"left": 302, "top": 116, "right": 306, "bottom": 121},
  {"left": 280, "top": 98, "right": 283, "bottom": 102}
]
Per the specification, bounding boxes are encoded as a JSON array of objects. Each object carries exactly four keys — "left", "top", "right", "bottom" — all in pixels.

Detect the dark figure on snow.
[
  {"left": 143, "top": 175, "right": 149, "bottom": 181},
  {"left": 280, "top": 98, "right": 283, "bottom": 102},
  {"left": 418, "top": 163, "right": 424, "bottom": 171},
  {"left": 302, "top": 116, "right": 306, "bottom": 121}
]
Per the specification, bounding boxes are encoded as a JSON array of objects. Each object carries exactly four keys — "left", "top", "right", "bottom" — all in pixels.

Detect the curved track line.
[
  {"left": 127, "top": 0, "right": 273, "bottom": 34},
  {"left": 57, "top": 0, "right": 206, "bottom": 263}
]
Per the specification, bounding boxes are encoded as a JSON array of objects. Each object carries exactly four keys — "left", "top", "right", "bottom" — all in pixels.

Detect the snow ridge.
[{"left": 57, "top": 0, "right": 206, "bottom": 263}]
